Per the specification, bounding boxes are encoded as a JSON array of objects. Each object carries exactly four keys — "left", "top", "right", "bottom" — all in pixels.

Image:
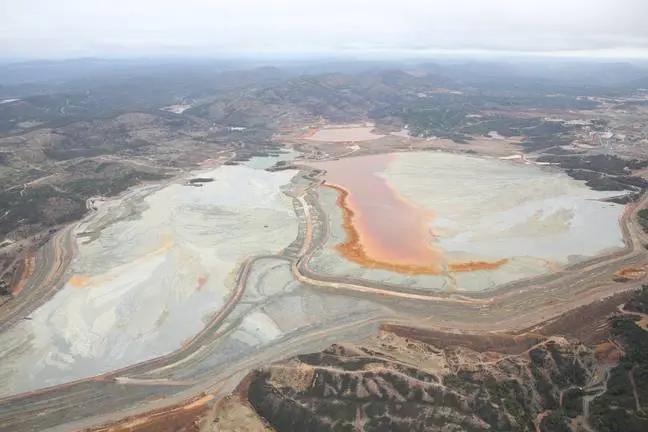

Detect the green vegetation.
[
  {"left": 188, "top": 178, "right": 214, "bottom": 184},
  {"left": 400, "top": 106, "right": 471, "bottom": 141},
  {"left": 626, "top": 285, "right": 648, "bottom": 314},
  {"left": 42, "top": 132, "right": 153, "bottom": 161},
  {"left": 638, "top": 209, "right": 648, "bottom": 233},
  {"left": 517, "top": 121, "right": 574, "bottom": 150},
  {"left": 562, "top": 387, "right": 584, "bottom": 418},
  {"left": 0, "top": 186, "right": 85, "bottom": 237},
  {"left": 461, "top": 116, "right": 542, "bottom": 137},
  {"left": 590, "top": 285, "right": 648, "bottom": 431},
  {"left": 0, "top": 170, "right": 169, "bottom": 238},
  {"left": 64, "top": 171, "right": 168, "bottom": 197},
  {"left": 0, "top": 280, "right": 11, "bottom": 296},
  {"left": 372, "top": 93, "right": 580, "bottom": 147},
  {"left": 540, "top": 411, "right": 571, "bottom": 432}
]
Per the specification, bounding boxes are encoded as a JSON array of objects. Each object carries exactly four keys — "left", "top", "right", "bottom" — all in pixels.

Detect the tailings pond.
[
  {"left": 309, "top": 152, "right": 626, "bottom": 291},
  {"left": 0, "top": 156, "right": 300, "bottom": 395}
]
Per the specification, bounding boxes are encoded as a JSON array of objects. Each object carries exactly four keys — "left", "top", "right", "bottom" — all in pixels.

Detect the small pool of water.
[{"left": 244, "top": 149, "right": 299, "bottom": 170}]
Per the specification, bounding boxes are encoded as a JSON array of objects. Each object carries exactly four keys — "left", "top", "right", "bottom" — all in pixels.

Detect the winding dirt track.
[{"left": 0, "top": 167, "right": 647, "bottom": 431}]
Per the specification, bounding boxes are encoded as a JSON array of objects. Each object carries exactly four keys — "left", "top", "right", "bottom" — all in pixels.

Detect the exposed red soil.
[
  {"left": 85, "top": 394, "right": 213, "bottom": 432},
  {"left": 612, "top": 266, "right": 647, "bottom": 282},
  {"left": 11, "top": 253, "right": 35, "bottom": 296},
  {"left": 528, "top": 291, "right": 633, "bottom": 345}
]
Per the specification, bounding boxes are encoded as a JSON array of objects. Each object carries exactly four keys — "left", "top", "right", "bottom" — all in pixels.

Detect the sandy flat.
[
  {"left": 160, "top": 104, "right": 191, "bottom": 114},
  {"left": 307, "top": 127, "right": 385, "bottom": 142},
  {"left": 383, "top": 152, "right": 624, "bottom": 263}
]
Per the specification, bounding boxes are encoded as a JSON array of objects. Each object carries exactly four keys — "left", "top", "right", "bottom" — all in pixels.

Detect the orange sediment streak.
[
  {"left": 328, "top": 184, "right": 508, "bottom": 274},
  {"left": 196, "top": 276, "right": 208, "bottom": 291},
  {"left": 329, "top": 183, "right": 445, "bottom": 275},
  {"left": 300, "top": 127, "right": 317, "bottom": 139},
  {"left": 448, "top": 260, "right": 509, "bottom": 272},
  {"left": 69, "top": 275, "right": 91, "bottom": 288},
  {"left": 311, "top": 153, "right": 508, "bottom": 275},
  {"left": 11, "top": 253, "right": 36, "bottom": 296}
]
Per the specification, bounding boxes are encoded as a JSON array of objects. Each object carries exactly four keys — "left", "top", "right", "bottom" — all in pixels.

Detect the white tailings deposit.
[
  {"left": 384, "top": 152, "right": 625, "bottom": 264},
  {"left": 0, "top": 161, "right": 298, "bottom": 395}
]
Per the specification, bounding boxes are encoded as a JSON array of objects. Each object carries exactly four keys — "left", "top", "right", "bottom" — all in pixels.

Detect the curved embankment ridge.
[{"left": 313, "top": 152, "right": 508, "bottom": 275}]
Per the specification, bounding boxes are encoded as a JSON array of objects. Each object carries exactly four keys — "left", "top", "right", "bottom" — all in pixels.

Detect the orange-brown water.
[{"left": 311, "top": 154, "right": 507, "bottom": 275}]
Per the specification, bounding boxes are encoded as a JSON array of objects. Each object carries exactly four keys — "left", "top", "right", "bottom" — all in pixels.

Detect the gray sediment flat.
[
  {"left": 0, "top": 162, "right": 299, "bottom": 396},
  {"left": 310, "top": 152, "right": 626, "bottom": 292}
]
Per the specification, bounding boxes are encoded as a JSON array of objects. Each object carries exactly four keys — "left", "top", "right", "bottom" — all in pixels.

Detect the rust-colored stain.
[
  {"left": 329, "top": 183, "right": 445, "bottom": 275},
  {"left": 196, "top": 277, "right": 207, "bottom": 291},
  {"left": 87, "top": 393, "right": 213, "bottom": 432},
  {"left": 594, "top": 342, "right": 622, "bottom": 365},
  {"left": 448, "top": 259, "right": 509, "bottom": 272},
  {"left": 11, "top": 253, "right": 36, "bottom": 296},
  {"left": 300, "top": 127, "right": 317, "bottom": 139},
  {"left": 612, "top": 266, "right": 647, "bottom": 282},
  {"left": 312, "top": 154, "right": 507, "bottom": 275},
  {"left": 182, "top": 394, "right": 215, "bottom": 410},
  {"left": 69, "top": 274, "right": 92, "bottom": 288}
]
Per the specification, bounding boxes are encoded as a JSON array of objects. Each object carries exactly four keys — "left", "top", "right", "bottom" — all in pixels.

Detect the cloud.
[{"left": 2, "top": 0, "right": 648, "bottom": 58}]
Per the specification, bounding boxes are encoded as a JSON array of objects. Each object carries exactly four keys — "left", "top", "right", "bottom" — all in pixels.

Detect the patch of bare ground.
[
  {"left": 382, "top": 323, "right": 546, "bottom": 355},
  {"left": 594, "top": 341, "right": 623, "bottom": 366},
  {"left": 0, "top": 258, "right": 23, "bottom": 300},
  {"left": 527, "top": 291, "right": 634, "bottom": 345},
  {"left": 425, "top": 135, "right": 524, "bottom": 157},
  {"left": 613, "top": 265, "right": 648, "bottom": 282},
  {"left": 305, "top": 127, "right": 385, "bottom": 143},
  {"left": 85, "top": 394, "right": 214, "bottom": 432},
  {"left": 209, "top": 395, "right": 275, "bottom": 432},
  {"left": 267, "top": 361, "right": 316, "bottom": 392}
]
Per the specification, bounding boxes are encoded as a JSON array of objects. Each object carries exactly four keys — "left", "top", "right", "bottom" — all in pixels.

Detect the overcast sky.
[{"left": 2, "top": 0, "right": 647, "bottom": 58}]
